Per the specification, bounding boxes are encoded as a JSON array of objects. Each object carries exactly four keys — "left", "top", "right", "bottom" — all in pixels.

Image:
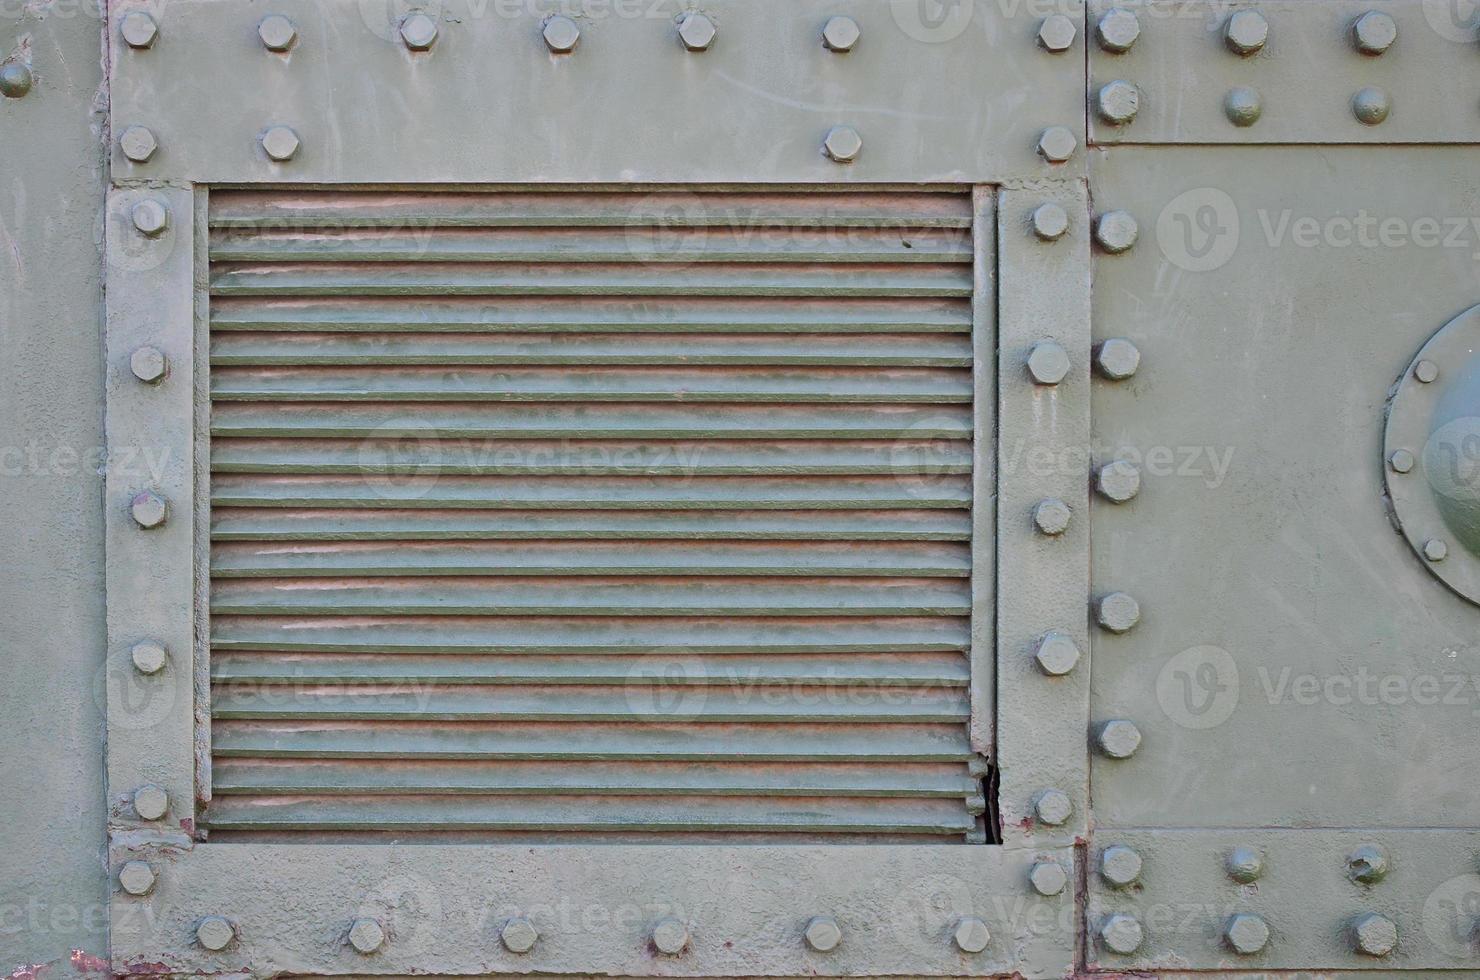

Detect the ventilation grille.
[{"left": 204, "top": 189, "right": 983, "bottom": 841}]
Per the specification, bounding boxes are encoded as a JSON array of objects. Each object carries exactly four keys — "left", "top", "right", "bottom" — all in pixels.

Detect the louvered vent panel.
[{"left": 205, "top": 189, "right": 983, "bottom": 841}]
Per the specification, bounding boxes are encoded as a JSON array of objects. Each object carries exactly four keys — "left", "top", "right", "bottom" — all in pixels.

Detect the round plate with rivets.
[{"left": 1383, "top": 303, "right": 1480, "bottom": 605}]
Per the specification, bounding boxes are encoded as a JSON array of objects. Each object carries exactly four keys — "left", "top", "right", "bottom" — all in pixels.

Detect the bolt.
[
  {"left": 1037, "top": 14, "right": 1077, "bottom": 52},
  {"left": 133, "top": 784, "right": 168, "bottom": 820},
  {"left": 1032, "top": 498, "right": 1072, "bottom": 536},
  {"left": 1348, "top": 844, "right": 1389, "bottom": 883},
  {"left": 131, "top": 200, "right": 169, "bottom": 238},
  {"left": 823, "top": 126, "right": 862, "bottom": 164},
  {"left": 822, "top": 16, "right": 860, "bottom": 52},
  {"left": 1352, "top": 912, "right": 1397, "bottom": 956},
  {"left": 0, "top": 62, "right": 33, "bottom": 98},
  {"left": 1096, "top": 8, "right": 1140, "bottom": 52},
  {"left": 131, "top": 640, "right": 168, "bottom": 675},
  {"left": 1097, "top": 592, "right": 1141, "bottom": 634},
  {"left": 1353, "top": 11, "right": 1396, "bottom": 54},
  {"left": 1352, "top": 87, "right": 1390, "bottom": 125},
  {"left": 1424, "top": 538, "right": 1449, "bottom": 562},
  {"left": 1096, "top": 80, "right": 1140, "bottom": 125},
  {"left": 1096, "top": 719, "right": 1143, "bottom": 759},
  {"left": 258, "top": 15, "right": 298, "bottom": 51},
  {"left": 804, "top": 915, "right": 842, "bottom": 952},
  {"left": 348, "top": 918, "right": 385, "bottom": 954},
  {"left": 1414, "top": 359, "right": 1439, "bottom": 383},
  {"left": 1094, "top": 210, "right": 1139, "bottom": 253},
  {"left": 1034, "top": 788, "right": 1072, "bottom": 826},
  {"left": 1225, "top": 86, "right": 1263, "bottom": 127},
  {"left": 131, "top": 490, "right": 168, "bottom": 529},
  {"left": 1027, "top": 340, "right": 1070, "bottom": 385},
  {"left": 119, "top": 126, "right": 158, "bottom": 164},
  {"left": 196, "top": 915, "right": 236, "bottom": 951},
  {"left": 1224, "top": 9, "right": 1268, "bottom": 54},
  {"left": 1031, "top": 202, "right": 1069, "bottom": 241},
  {"left": 501, "top": 916, "right": 539, "bottom": 952},
  {"left": 1099, "top": 914, "right": 1144, "bottom": 954},
  {"left": 262, "top": 126, "right": 301, "bottom": 162},
  {"left": 400, "top": 12, "right": 439, "bottom": 50},
  {"left": 1036, "top": 126, "right": 1077, "bottom": 164},
  {"left": 118, "top": 860, "right": 156, "bottom": 896},
  {"left": 120, "top": 11, "right": 159, "bottom": 49},
  {"left": 678, "top": 12, "right": 716, "bottom": 51},
  {"left": 652, "top": 916, "right": 689, "bottom": 955},
  {"left": 1225, "top": 913, "right": 1270, "bottom": 954},
  {"left": 1095, "top": 338, "right": 1140, "bottom": 379},
  {"left": 1100, "top": 844, "right": 1143, "bottom": 886},
  {"left": 130, "top": 345, "right": 168, "bottom": 383},
  {"left": 953, "top": 916, "right": 990, "bottom": 953},
  {"left": 544, "top": 15, "right": 580, "bottom": 53},
  {"left": 1034, "top": 632, "right": 1081, "bottom": 676},
  {"left": 1096, "top": 459, "right": 1142, "bottom": 502},
  {"left": 1226, "top": 846, "right": 1264, "bottom": 882},
  {"left": 1029, "top": 860, "right": 1068, "bottom": 896},
  {"left": 1388, "top": 449, "right": 1415, "bottom": 473}
]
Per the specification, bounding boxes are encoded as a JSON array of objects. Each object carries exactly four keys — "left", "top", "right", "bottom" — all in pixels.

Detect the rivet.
[
  {"left": 1225, "top": 913, "right": 1270, "bottom": 954},
  {"left": 1414, "top": 359, "right": 1439, "bottom": 383},
  {"left": 1095, "top": 338, "right": 1140, "bottom": 380},
  {"left": 1033, "top": 788, "right": 1073, "bottom": 826},
  {"left": 1352, "top": 911, "right": 1397, "bottom": 956},
  {"left": 1096, "top": 8, "right": 1140, "bottom": 52},
  {"left": 803, "top": 915, "right": 842, "bottom": 952},
  {"left": 1036, "top": 126, "right": 1077, "bottom": 164},
  {"left": 196, "top": 915, "right": 236, "bottom": 952},
  {"left": 822, "top": 126, "right": 862, "bottom": 164},
  {"left": 1027, "top": 340, "right": 1071, "bottom": 385},
  {"left": 1353, "top": 11, "right": 1397, "bottom": 54},
  {"left": 1096, "top": 80, "right": 1140, "bottom": 125},
  {"left": 258, "top": 15, "right": 298, "bottom": 52},
  {"left": 131, "top": 640, "right": 168, "bottom": 675},
  {"left": 1096, "top": 459, "right": 1142, "bottom": 502},
  {"left": 1094, "top": 210, "right": 1139, "bottom": 253},
  {"left": 1226, "top": 845, "right": 1264, "bottom": 883},
  {"left": 1352, "top": 87, "right": 1390, "bottom": 125},
  {"left": 1100, "top": 844, "right": 1143, "bottom": 886},
  {"left": 130, "top": 345, "right": 168, "bottom": 384},
  {"left": 1348, "top": 844, "right": 1389, "bottom": 883},
  {"left": 501, "top": 916, "right": 539, "bottom": 952},
  {"left": 118, "top": 126, "right": 158, "bottom": 164},
  {"left": 1037, "top": 14, "right": 1077, "bottom": 52},
  {"left": 652, "top": 916, "right": 689, "bottom": 955},
  {"left": 953, "top": 916, "right": 990, "bottom": 953},
  {"left": 1224, "top": 86, "right": 1263, "bottom": 127},
  {"left": 120, "top": 11, "right": 159, "bottom": 49},
  {"left": 1096, "top": 719, "right": 1143, "bottom": 759},
  {"left": 261, "top": 126, "right": 301, "bottom": 162},
  {"left": 1099, "top": 913, "right": 1144, "bottom": 954},
  {"left": 1388, "top": 449, "right": 1415, "bottom": 473},
  {"left": 1424, "top": 538, "right": 1449, "bottom": 562},
  {"left": 131, "top": 490, "right": 168, "bottom": 529},
  {"left": 678, "top": 12, "right": 716, "bottom": 51},
  {"left": 1034, "top": 631, "right": 1081, "bottom": 676},
  {"left": 400, "top": 12, "right": 439, "bottom": 50},
  {"left": 1031, "top": 202, "right": 1069, "bottom": 241},
  {"left": 1223, "top": 9, "right": 1268, "bottom": 54},
  {"left": 1029, "top": 859, "right": 1068, "bottom": 896},
  {"left": 348, "top": 917, "right": 385, "bottom": 954},
  {"left": 1032, "top": 498, "right": 1073, "bottom": 537},
  {"left": 822, "top": 16, "right": 860, "bottom": 52},
  {"left": 543, "top": 15, "right": 581, "bottom": 53},
  {"left": 130, "top": 200, "right": 169, "bottom": 238},
  {"left": 1096, "top": 592, "right": 1141, "bottom": 634},
  {"left": 118, "top": 860, "right": 156, "bottom": 896},
  {"left": 133, "top": 784, "right": 169, "bottom": 820},
  {"left": 0, "top": 62, "right": 33, "bottom": 99}
]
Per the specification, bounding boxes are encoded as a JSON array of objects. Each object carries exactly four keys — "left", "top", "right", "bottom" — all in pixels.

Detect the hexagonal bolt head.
[
  {"left": 348, "top": 917, "right": 385, "bottom": 954},
  {"left": 652, "top": 916, "right": 689, "bottom": 955},
  {"left": 1036, "top": 126, "right": 1077, "bottom": 164},
  {"left": 1096, "top": 80, "right": 1139, "bottom": 125},
  {"left": 823, "top": 126, "right": 862, "bottom": 164},
  {"left": 1414, "top": 359, "right": 1439, "bottom": 383},
  {"left": 131, "top": 640, "right": 169, "bottom": 675},
  {"left": 501, "top": 916, "right": 539, "bottom": 953},
  {"left": 120, "top": 11, "right": 159, "bottom": 49},
  {"left": 1094, "top": 210, "right": 1139, "bottom": 253},
  {"left": 262, "top": 126, "right": 302, "bottom": 162},
  {"left": 1095, "top": 338, "right": 1140, "bottom": 380},
  {"left": 119, "top": 126, "right": 158, "bottom": 164},
  {"left": 1096, "top": 719, "right": 1143, "bottom": 759},
  {"left": 400, "top": 12, "right": 439, "bottom": 50},
  {"left": 1026, "top": 340, "right": 1070, "bottom": 385},
  {"left": 1096, "top": 591, "right": 1142, "bottom": 634},
  {"left": 953, "top": 916, "right": 990, "bottom": 953},
  {"left": 1352, "top": 86, "right": 1390, "bottom": 125},
  {"left": 1224, "top": 86, "right": 1263, "bottom": 127},
  {"left": 1225, "top": 845, "right": 1264, "bottom": 883},
  {"left": 1223, "top": 10, "right": 1268, "bottom": 55},
  {"left": 1099, "top": 913, "right": 1144, "bottom": 954},
  {"left": 822, "top": 16, "right": 860, "bottom": 52},
  {"left": 1096, "top": 459, "right": 1142, "bottom": 503},
  {"left": 1031, "top": 202, "right": 1069, "bottom": 241},
  {"left": 1033, "top": 788, "right": 1073, "bottom": 826},
  {"left": 1347, "top": 844, "right": 1389, "bottom": 883},
  {"left": 0, "top": 61, "right": 33, "bottom": 99},
  {"left": 1352, "top": 912, "right": 1397, "bottom": 956},
  {"left": 196, "top": 915, "right": 237, "bottom": 952},
  {"left": 131, "top": 199, "right": 170, "bottom": 238},
  {"left": 1037, "top": 14, "right": 1077, "bottom": 52},
  {"left": 130, "top": 345, "right": 169, "bottom": 384},
  {"left": 1225, "top": 913, "right": 1270, "bottom": 954},
  {"left": 543, "top": 16, "right": 581, "bottom": 53},
  {"left": 133, "top": 783, "right": 169, "bottom": 820},
  {"left": 1099, "top": 844, "right": 1143, "bottom": 886},
  {"left": 258, "top": 15, "right": 299, "bottom": 52},
  {"left": 1388, "top": 448, "right": 1415, "bottom": 473},
  {"left": 678, "top": 12, "right": 716, "bottom": 51},
  {"left": 1032, "top": 498, "right": 1073, "bottom": 537},
  {"left": 803, "top": 915, "right": 842, "bottom": 952},
  {"left": 1096, "top": 8, "right": 1140, "bottom": 52},
  {"left": 1424, "top": 538, "right": 1449, "bottom": 562},
  {"left": 131, "top": 490, "right": 168, "bottom": 529},
  {"left": 118, "top": 860, "right": 156, "bottom": 896},
  {"left": 1034, "top": 631, "right": 1082, "bottom": 676},
  {"left": 1353, "top": 10, "right": 1396, "bottom": 54},
  {"left": 1029, "top": 860, "right": 1068, "bottom": 896}
]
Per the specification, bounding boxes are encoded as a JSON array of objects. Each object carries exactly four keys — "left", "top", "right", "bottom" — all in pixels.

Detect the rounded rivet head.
[
  {"left": 1224, "top": 86, "right": 1263, "bottom": 127},
  {"left": 258, "top": 15, "right": 298, "bottom": 52},
  {"left": 501, "top": 916, "right": 539, "bottom": 953},
  {"left": 1226, "top": 845, "right": 1264, "bottom": 883},
  {"left": 132, "top": 783, "right": 169, "bottom": 820},
  {"left": 678, "top": 12, "right": 716, "bottom": 51},
  {"left": 1099, "top": 913, "right": 1144, "bottom": 954},
  {"left": 1352, "top": 912, "right": 1397, "bottom": 956},
  {"left": 130, "top": 200, "right": 169, "bottom": 238},
  {"left": 130, "top": 345, "right": 168, "bottom": 384},
  {"left": 1352, "top": 87, "right": 1390, "bottom": 125},
  {"left": 348, "top": 917, "right": 385, "bottom": 954},
  {"left": 120, "top": 11, "right": 159, "bottom": 49},
  {"left": 131, "top": 640, "right": 168, "bottom": 675},
  {"left": 822, "top": 16, "right": 860, "bottom": 52},
  {"left": 1225, "top": 913, "right": 1270, "bottom": 954},
  {"left": 1096, "top": 459, "right": 1142, "bottom": 502},
  {"left": 1353, "top": 10, "right": 1396, "bottom": 54},
  {"left": 262, "top": 126, "right": 301, "bottom": 162},
  {"left": 1033, "top": 788, "right": 1073, "bottom": 826},
  {"left": 1034, "top": 632, "right": 1082, "bottom": 676},
  {"left": 1031, "top": 202, "right": 1069, "bottom": 241},
  {"left": 1224, "top": 9, "right": 1268, "bottom": 54},
  {"left": 1348, "top": 844, "right": 1389, "bottom": 883},
  {"left": 1096, "top": 8, "right": 1140, "bottom": 52},
  {"left": 1036, "top": 126, "right": 1077, "bottom": 164},
  {"left": 1037, "top": 14, "right": 1077, "bottom": 52},
  {"left": 1100, "top": 844, "right": 1143, "bottom": 886},
  {"left": 822, "top": 125, "right": 862, "bottom": 164},
  {"left": 803, "top": 915, "right": 842, "bottom": 952},
  {"left": 1424, "top": 538, "right": 1449, "bottom": 562},
  {"left": 1096, "top": 719, "right": 1143, "bottom": 759},
  {"left": 196, "top": 915, "right": 236, "bottom": 952},
  {"left": 1095, "top": 338, "right": 1140, "bottom": 380},
  {"left": 1096, "top": 80, "right": 1140, "bottom": 125},
  {"left": 1096, "top": 592, "right": 1141, "bottom": 634},
  {"left": 1388, "top": 448, "right": 1415, "bottom": 473},
  {"left": 1027, "top": 340, "right": 1071, "bottom": 385},
  {"left": 543, "top": 15, "right": 580, "bottom": 53},
  {"left": 1029, "top": 860, "right": 1068, "bottom": 896},
  {"left": 652, "top": 916, "right": 689, "bottom": 955},
  {"left": 400, "top": 12, "right": 439, "bottom": 50},
  {"left": 1032, "top": 498, "right": 1073, "bottom": 537},
  {"left": 118, "top": 860, "right": 156, "bottom": 896},
  {"left": 119, "top": 126, "right": 158, "bottom": 164},
  {"left": 1094, "top": 210, "right": 1139, "bottom": 253},
  {"left": 131, "top": 490, "right": 168, "bottom": 529},
  {"left": 1414, "top": 359, "right": 1439, "bottom": 383},
  {"left": 953, "top": 916, "right": 990, "bottom": 953},
  {"left": 0, "top": 62, "right": 33, "bottom": 99}
]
